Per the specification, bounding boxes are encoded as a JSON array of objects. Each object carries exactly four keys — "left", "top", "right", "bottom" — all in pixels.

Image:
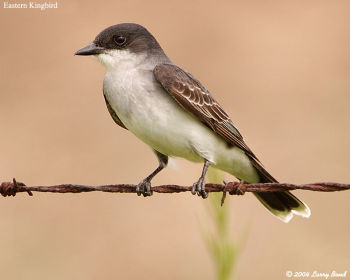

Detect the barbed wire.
[{"left": 1, "top": 178, "right": 349, "bottom": 205}]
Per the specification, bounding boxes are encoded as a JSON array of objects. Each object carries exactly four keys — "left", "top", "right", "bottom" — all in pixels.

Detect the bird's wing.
[
  {"left": 154, "top": 63, "right": 256, "bottom": 158},
  {"left": 103, "top": 91, "right": 127, "bottom": 130},
  {"left": 154, "top": 63, "right": 276, "bottom": 182}
]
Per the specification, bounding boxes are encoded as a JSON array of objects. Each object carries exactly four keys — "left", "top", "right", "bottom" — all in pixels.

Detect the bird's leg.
[
  {"left": 136, "top": 165, "right": 164, "bottom": 197},
  {"left": 192, "top": 159, "right": 211, "bottom": 199},
  {"left": 136, "top": 151, "right": 168, "bottom": 197}
]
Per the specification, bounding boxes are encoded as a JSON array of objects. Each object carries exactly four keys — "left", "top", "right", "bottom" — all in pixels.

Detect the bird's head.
[{"left": 75, "top": 23, "right": 165, "bottom": 71}]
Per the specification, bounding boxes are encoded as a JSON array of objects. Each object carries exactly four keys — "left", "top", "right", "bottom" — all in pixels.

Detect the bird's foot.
[
  {"left": 136, "top": 179, "right": 153, "bottom": 197},
  {"left": 191, "top": 177, "right": 208, "bottom": 199}
]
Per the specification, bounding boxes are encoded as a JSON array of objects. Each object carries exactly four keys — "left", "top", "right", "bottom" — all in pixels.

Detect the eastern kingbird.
[{"left": 75, "top": 23, "right": 310, "bottom": 222}]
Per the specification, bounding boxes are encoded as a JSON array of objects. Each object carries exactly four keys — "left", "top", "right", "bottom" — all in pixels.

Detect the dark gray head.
[{"left": 75, "top": 23, "right": 163, "bottom": 56}]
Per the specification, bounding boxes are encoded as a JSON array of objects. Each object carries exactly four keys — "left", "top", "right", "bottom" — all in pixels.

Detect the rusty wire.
[{"left": 1, "top": 178, "right": 349, "bottom": 205}]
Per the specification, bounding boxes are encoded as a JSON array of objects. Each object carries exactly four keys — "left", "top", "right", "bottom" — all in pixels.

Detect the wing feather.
[
  {"left": 154, "top": 63, "right": 277, "bottom": 182},
  {"left": 154, "top": 63, "right": 256, "bottom": 158}
]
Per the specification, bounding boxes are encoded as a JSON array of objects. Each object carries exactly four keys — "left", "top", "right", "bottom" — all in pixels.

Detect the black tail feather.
[{"left": 252, "top": 162, "right": 311, "bottom": 222}]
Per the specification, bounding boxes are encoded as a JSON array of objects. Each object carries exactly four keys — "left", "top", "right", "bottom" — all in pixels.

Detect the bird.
[{"left": 75, "top": 23, "right": 310, "bottom": 222}]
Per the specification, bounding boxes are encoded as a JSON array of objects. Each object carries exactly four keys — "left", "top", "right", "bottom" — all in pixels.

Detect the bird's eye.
[{"left": 114, "top": 35, "right": 126, "bottom": 45}]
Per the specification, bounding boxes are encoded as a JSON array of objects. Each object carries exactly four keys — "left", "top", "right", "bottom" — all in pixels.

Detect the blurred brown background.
[{"left": 1, "top": 0, "right": 350, "bottom": 279}]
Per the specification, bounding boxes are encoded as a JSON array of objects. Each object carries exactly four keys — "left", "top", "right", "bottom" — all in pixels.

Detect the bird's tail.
[
  {"left": 252, "top": 161, "right": 311, "bottom": 223},
  {"left": 254, "top": 191, "right": 310, "bottom": 223}
]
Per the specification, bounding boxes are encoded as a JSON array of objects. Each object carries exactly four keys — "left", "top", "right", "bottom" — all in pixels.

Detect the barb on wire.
[{"left": 1, "top": 178, "right": 349, "bottom": 202}]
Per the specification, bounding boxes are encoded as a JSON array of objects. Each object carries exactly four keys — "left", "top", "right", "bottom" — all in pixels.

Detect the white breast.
[{"left": 103, "top": 55, "right": 204, "bottom": 161}]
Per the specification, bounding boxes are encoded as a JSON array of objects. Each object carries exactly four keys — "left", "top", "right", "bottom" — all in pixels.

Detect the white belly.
[{"left": 103, "top": 68, "right": 260, "bottom": 182}]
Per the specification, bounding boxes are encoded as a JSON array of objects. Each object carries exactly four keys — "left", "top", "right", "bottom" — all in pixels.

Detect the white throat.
[{"left": 96, "top": 49, "right": 148, "bottom": 72}]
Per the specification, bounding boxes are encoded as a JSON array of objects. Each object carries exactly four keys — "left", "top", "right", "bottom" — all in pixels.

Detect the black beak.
[{"left": 75, "top": 43, "right": 105, "bottom": 56}]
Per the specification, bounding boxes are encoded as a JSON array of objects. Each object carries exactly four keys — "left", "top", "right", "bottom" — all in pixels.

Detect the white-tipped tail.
[{"left": 254, "top": 192, "right": 311, "bottom": 223}]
